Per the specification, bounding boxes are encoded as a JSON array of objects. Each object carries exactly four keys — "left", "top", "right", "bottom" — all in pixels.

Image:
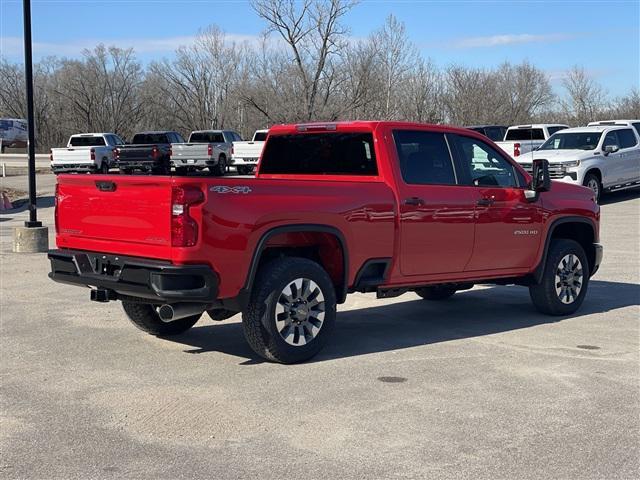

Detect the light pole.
[{"left": 13, "top": 0, "right": 49, "bottom": 253}]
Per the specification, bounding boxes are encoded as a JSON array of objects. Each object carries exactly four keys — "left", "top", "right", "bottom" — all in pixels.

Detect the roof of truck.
[
  {"left": 552, "top": 125, "right": 631, "bottom": 134},
  {"left": 269, "top": 121, "right": 494, "bottom": 137},
  {"left": 507, "top": 124, "right": 569, "bottom": 129}
]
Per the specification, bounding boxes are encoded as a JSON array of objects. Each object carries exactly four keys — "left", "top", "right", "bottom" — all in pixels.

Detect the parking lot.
[{"left": 1, "top": 173, "right": 638, "bottom": 479}]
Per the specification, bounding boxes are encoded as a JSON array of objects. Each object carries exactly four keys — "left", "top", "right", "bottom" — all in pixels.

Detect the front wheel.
[
  {"left": 122, "top": 302, "right": 201, "bottom": 336},
  {"left": 242, "top": 257, "right": 337, "bottom": 363},
  {"left": 529, "top": 239, "right": 589, "bottom": 315},
  {"left": 583, "top": 173, "right": 602, "bottom": 203}
]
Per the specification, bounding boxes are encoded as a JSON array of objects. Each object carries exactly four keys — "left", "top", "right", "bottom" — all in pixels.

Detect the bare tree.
[
  {"left": 251, "top": 0, "right": 357, "bottom": 121},
  {"left": 495, "top": 61, "right": 554, "bottom": 124},
  {"left": 562, "top": 66, "right": 607, "bottom": 125}
]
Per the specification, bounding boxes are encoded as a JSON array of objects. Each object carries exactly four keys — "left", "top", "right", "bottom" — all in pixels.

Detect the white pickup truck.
[
  {"left": 231, "top": 129, "right": 268, "bottom": 175},
  {"left": 516, "top": 125, "right": 640, "bottom": 202},
  {"left": 170, "top": 130, "right": 241, "bottom": 176},
  {"left": 50, "top": 133, "right": 124, "bottom": 174},
  {"left": 495, "top": 124, "right": 568, "bottom": 160}
]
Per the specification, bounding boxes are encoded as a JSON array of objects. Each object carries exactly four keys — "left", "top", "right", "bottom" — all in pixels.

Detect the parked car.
[
  {"left": 51, "top": 133, "right": 124, "bottom": 174},
  {"left": 587, "top": 119, "right": 640, "bottom": 136},
  {"left": 115, "top": 131, "right": 184, "bottom": 175},
  {"left": 0, "top": 118, "right": 28, "bottom": 152},
  {"left": 171, "top": 130, "right": 241, "bottom": 176},
  {"left": 465, "top": 125, "right": 508, "bottom": 142},
  {"left": 496, "top": 124, "right": 568, "bottom": 160},
  {"left": 49, "top": 121, "right": 602, "bottom": 364},
  {"left": 516, "top": 125, "right": 640, "bottom": 202},
  {"left": 231, "top": 129, "right": 269, "bottom": 175}
]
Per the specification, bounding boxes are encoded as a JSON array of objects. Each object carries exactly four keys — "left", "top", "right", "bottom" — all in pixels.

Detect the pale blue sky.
[{"left": 1, "top": 0, "right": 638, "bottom": 96}]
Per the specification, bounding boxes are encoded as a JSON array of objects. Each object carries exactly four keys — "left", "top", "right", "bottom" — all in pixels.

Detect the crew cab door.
[
  {"left": 392, "top": 129, "right": 476, "bottom": 276},
  {"left": 612, "top": 128, "right": 640, "bottom": 184},
  {"left": 449, "top": 134, "right": 543, "bottom": 271}
]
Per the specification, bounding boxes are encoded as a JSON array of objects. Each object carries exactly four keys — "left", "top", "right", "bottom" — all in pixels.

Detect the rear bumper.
[
  {"left": 51, "top": 164, "right": 97, "bottom": 173},
  {"left": 48, "top": 249, "right": 218, "bottom": 303},
  {"left": 171, "top": 157, "right": 217, "bottom": 167},
  {"left": 116, "top": 160, "right": 164, "bottom": 170}
]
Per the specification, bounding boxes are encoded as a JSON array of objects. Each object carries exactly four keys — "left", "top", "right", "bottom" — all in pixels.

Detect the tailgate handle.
[{"left": 95, "top": 180, "right": 117, "bottom": 192}]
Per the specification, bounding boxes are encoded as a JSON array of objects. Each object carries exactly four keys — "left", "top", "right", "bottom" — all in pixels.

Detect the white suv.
[{"left": 516, "top": 125, "right": 640, "bottom": 202}]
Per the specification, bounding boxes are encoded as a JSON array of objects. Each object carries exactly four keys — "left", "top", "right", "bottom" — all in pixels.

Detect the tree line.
[{"left": 1, "top": 0, "right": 638, "bottom": 152}]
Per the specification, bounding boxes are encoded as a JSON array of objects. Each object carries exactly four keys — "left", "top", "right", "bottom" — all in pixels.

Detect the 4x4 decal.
[{"left": 210, "top": 186, "right": 252, "bottom": 194}]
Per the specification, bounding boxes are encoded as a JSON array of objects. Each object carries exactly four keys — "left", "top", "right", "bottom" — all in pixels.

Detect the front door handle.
[
  {"left": 404, "top": 197, "right": 425, "bottom": 206},
  {"left": 477, "top": 197, "right": 494, "bottom": 206}
]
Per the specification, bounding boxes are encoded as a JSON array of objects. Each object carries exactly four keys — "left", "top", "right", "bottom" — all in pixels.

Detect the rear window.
[
  {"left": 260, "top": 133, "right": 377, "bottom": 176},
  {"left": 189, "top": 132, "right": 224, "bottom": 143},
  {"left": 69, "top": 136, "right": 106, "bottom": 147},
  {"left": 505, "top": 128, "right": 545, "bottom": 141},
  {"left": 132, "top": 133, "right": 170, "bottom": 144},
  {"left": 632, "top": 123, "right": 640, "bottom": 136},
  {"left": 484, "top": 127, "right": 506, "bottom": 142},
  {"left": 254, "top": 131, "right": 268, "bottom": 142},
  {"left": 547, "top": 126, "right": 567, "bottom": 135}
]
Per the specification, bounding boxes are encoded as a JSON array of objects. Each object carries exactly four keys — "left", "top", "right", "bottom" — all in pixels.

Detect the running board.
[{"left": 605, "top": 181, "right": 640, "bottom": 192}]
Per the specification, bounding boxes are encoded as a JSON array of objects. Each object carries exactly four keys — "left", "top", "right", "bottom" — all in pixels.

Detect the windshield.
[
  {"left": 132, "top": 133, "right": 169, "bottom": 144},
  {"left": 539, "top": 132, "right": 602, "bottom": 151},
  {"left": 70, "top": 136, "right": 106, "bottom": 147}
]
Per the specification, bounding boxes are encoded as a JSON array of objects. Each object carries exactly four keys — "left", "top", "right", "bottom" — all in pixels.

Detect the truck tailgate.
[
  {"left": 51, "top": 148, "right": 91, "bottom": 164},
  {"left": 56, "top": 175, "right": 173, "bottom": 259}
]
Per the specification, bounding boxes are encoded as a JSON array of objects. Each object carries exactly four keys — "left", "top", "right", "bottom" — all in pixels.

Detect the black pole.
[{"left": 23, "top": 0, "right": 41, "bottom": 228}]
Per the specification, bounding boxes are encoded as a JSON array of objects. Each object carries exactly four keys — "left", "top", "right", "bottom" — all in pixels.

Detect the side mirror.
[
  {"left": 603, "top": 145, "right": 619, "bottom": 155},
  {"left": 525, "top": 158, "right": 551, "bottom": 201}
]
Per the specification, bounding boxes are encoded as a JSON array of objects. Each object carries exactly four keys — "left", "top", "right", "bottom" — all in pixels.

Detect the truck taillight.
[
  {"left": 169, "top": 145, "right": 173, "bottom": 157},
  {"left": 171, "top": 186, "right": 204, "bottom": 247},
  {"left": 231, "top": 146, "right": 234, "bottom": 155},
  {"left": 90, "top": 148, "right": 95, "bottom": 161},
  {"left": 113, "top": 148, "right": 119, "bottom": 161},
  {"left": 49, "top": 149, "right": 53, "bottom": 162},
  {"left": 151, "top": 146, "right": 159, "bottom": 159},
  {"left": 207, "top": 144, "right": 213, "bottom": 156},
  {"left": 514, "top": 143, "right": 521, "bottom": 157},
  {"left": 54, "top": 183, "right": 59, "bottom": 232}
]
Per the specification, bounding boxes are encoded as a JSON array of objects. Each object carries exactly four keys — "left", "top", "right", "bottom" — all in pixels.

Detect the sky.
[{"left": 0, "top": 0, "right": 638, "bottom": 97}]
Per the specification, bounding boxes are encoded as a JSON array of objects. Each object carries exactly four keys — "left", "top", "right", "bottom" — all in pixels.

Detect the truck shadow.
[
  {"left": 600, "top": 188, "right": 639, "bottom": 205},
  {"left": 167, "top": 279, "right": 640, "bottom": 364}
]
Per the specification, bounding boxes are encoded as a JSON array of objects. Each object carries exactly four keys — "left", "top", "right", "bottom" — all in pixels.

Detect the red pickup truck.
[{"left": 49, "top": 121, "right": 603, "bottom": 363}]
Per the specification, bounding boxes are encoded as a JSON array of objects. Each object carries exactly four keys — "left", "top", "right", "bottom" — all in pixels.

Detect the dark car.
[{"left": 115, "top": 131, "right": 184, "bottom": 175}]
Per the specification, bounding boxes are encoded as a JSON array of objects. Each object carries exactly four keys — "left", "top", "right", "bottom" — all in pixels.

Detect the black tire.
[
  {"left": 416, "top": 285, "right": 457, "bottom": 300},
  {"left": 242, "top": 257, "right": 337, "bottom": 364},
  {"left": 210, "top": 155, "right": 226, "bottom": 176},
  {"left": 236, "top": 166, "right": 250, "bottom": 176},
  {"left": 122, "top": 301, "right": 201, "bottom": 336},
  {"left": 583, "top": 172, "right": 602, "bottom": 203},
  {"left": 100, "top": 161, "right": 109, "bottom": 174},
  {"left": 207, "top": 308, "right": 238, "bottom": 321},
  {"left": 175, "top": 166, "right": 188, "bottom": 175},
  {"left": 529, "top": 239, "right": 589, "bottom": 316},
  {"left": 152, "top": 164, "right": 170, "bottom": 175},
  {"left": 120, "top": 168, "right": 132, "bottom": 175}
]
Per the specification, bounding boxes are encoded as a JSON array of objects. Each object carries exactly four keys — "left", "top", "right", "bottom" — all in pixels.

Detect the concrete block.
[{"left": 13, "top": 226, "right": 49, "bottom": 253}]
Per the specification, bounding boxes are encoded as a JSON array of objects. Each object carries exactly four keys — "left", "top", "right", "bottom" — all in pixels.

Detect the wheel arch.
[
  {"left": 533, "top": 216, "right": 598, "bottom": 283},
  {"left": 244, "top": 224, "right": 349, "bottom": 304}
]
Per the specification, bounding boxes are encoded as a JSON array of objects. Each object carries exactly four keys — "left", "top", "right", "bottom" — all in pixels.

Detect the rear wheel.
[
  {"left": 529, "top": 239, "right": 589, "bottom": 315},
  {"left": 210, "top": 155, "right": 226, "bottom": 176},
  {"left": 237, "top": 165, "right": 251, "bottom": 176},
  {"left": 122, "top": 301, "right": 201, "bottom": 336},
  {"left": 175, "top": 166, "right": 188, "bottom": 175},
  {"left": 242, "top": 257, "right": 337, "bottom": 363},
  {"left": 100, "top": 161, "right": 109, "bottom": 174},
  {"left": 416, "top": 285, "right": 457, "bottom": 300},
  {"left": 583, "top": 172, "right": 602, "bottom": 203}
]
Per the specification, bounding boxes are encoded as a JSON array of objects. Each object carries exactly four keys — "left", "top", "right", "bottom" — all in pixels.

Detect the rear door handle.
[
  {"left": 404, "top": 197, "right": 425, "bottom": 206},
  {"left": 477, "top": 197, "right": 494, "bottom": 206}
]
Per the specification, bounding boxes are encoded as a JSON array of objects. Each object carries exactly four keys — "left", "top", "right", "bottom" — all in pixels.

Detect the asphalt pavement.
[{"left": 1, "top": 175, "right": 638, "bottom": 479}]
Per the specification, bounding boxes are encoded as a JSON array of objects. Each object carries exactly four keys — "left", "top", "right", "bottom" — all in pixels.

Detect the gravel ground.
[{"left": 1, "top": 179, "right": 638, "bottom": 480}]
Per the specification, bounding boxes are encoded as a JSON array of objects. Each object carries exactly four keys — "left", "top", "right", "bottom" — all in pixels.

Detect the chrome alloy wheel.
[
  {"left": 275, "top": 278, "right": 325, "bottom": 346},
  {"left": 555, "top": 254, "right": 584, "bottom": 304},
  {"left": 586, "top": 178, "right": 600, "bottom": 198}
]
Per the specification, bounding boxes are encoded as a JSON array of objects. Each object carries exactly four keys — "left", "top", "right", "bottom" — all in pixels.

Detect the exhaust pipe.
[{"left": 158, "top": 303, "right": 207, "bottom": 322}]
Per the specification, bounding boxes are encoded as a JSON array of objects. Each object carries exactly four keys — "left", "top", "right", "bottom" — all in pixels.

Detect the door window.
[
  {"left": 616, "top": 129, "right": 637, "bottom": 149},
  {"left": 453, "top": 135, "right": 518, "bottom": 188},
  {"left": 602, "top": 131, "right": 620, "bottom": 149},
  {"left": 392, "top": 130, "right": 456, "bottom": 185}
]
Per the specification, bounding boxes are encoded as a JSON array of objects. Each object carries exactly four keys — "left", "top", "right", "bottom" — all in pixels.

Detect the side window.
[
  {"left": 392, "top": 130, "right": 456, "bottom": 185},
  {"left": 547, "top": 126, "right": 567, "bottom": 136},
  {"left": 603, "top": 131, "right": 619, "bottom": 148},
  {"left": 454, "top": 135, "right": 518, "bottom": 188},
  {"left": 617, "top": 129, "right": 637, "bottom": 149}
]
